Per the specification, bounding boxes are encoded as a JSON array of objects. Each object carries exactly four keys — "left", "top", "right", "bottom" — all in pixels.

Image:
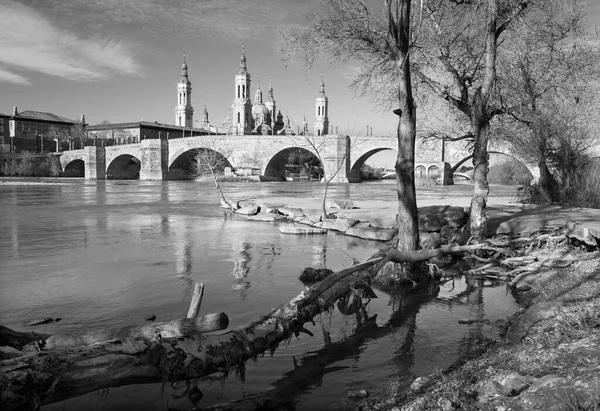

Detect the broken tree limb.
[
  {"left": 41, "top": 312, "right": 229, "bottom": 350},
  {"left": 385, "top": 244, "right": 492, "bottom": 264},
  {"left": 187, "top": 283, "right": 205, "bottom": 319}
]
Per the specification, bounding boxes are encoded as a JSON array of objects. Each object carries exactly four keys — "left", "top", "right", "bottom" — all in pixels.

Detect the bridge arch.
[
  {"left": 169, "top": 147, "right": 233, "bottom": 180},
  {"left": 106, "top": 154, "right": 141, "bottom": 179},
  {"left": 451, "top": 151, "right": 539, "bottom": 181},
  {"left": 62, "top": 159, "right": 85, "bottom": 177},
  {"left": 349, "top": 148, "right": 393, "bottom": 183},
  {"left": 263, "top": 147, "right": 322, "bottom": 181}
]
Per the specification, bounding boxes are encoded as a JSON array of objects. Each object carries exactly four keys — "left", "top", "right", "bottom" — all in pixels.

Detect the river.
[{"left": 0, "top": 180, "right": 519, "bottom": 410}]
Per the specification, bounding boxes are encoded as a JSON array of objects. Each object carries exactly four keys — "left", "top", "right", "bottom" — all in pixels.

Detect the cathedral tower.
[
  {"left": 314, "top": 74, "right": 329, "bottom": 136},
  {"left": 231, "top": 45, "right": 253, "bottom": 134},
  {"left": 265, "top": 78, "right": 276, "bottom": 128},
  {"left": 175, "top": 53, "right": 194, "bottom": 127}
]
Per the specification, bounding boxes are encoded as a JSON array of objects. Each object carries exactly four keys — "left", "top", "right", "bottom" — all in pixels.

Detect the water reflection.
[
  {"left": 231, "top": 241, "right": 251, "bottom": 296},
  {"left": 174, "top": 218, "right": 195, "bottom": 298}
]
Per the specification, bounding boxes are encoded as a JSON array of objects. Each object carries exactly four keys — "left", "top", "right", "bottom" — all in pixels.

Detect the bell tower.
[
  {"left": 175, "top": 53, "right": 194, "bottom": 127},
  {"left": 314, "top": 74, "right": 329, "bottom": 136},
  {"left": 265, "top": 78, "right": 276, "bottom": 128},
  {"left": 230, "top": 45, "right": 253, "bottom": 134}
]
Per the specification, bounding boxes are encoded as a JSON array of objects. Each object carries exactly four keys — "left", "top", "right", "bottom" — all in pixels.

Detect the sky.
[{"left": 1, "top": 0, "right": 599, "bottom": 143}]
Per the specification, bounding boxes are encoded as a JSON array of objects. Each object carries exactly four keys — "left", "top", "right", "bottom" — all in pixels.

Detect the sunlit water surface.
[{"left": 0, "top": 180, "right": 519, "bottom": 410}]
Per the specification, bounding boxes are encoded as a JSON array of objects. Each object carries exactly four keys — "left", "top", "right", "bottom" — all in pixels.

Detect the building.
[
  {"left": 219, "top": 47, "right": 328, "bottom": 136},
  {"left": 85, "top": 121, "right": 210, "bottom": 145},
  {"left": 1, "top": 107, "right": 85, "bottom": 153},
  {"left": 0, "top": 112, "right": 10, "bottom": 153}
]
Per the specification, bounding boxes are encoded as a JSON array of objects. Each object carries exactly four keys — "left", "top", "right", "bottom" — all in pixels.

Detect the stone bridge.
[
  {"left": 59, "top": 134, "right": 451, "bottom": 183},
  {"left": 59, "top": 134, "right": 598, "bottom": 183}
]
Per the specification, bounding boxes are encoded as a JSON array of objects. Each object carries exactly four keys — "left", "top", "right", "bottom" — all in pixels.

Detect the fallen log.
[{"left": 43, "top": 312, "right": 229, "bottom": 350}]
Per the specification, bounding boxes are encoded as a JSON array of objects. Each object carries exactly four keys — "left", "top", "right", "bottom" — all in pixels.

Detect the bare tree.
[
  {"left": 287, "top": 132, "right": 351, "bottom": 218},
  {"left": 494, "top": 0, "right": 599, "bottom": 201},
  {"left": 188, "top": 138, "right": 235, "bottom": 209},
  {"left": 415, "top": 0, "right": 533, "bottom": 238},
  {"left": 284, "top": 0, "right": 420, "bottom": 251}
]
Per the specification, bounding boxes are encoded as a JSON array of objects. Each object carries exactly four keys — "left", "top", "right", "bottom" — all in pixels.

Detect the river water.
[{"left": 0, "top": 180, "right": 519, "bottom": 410}]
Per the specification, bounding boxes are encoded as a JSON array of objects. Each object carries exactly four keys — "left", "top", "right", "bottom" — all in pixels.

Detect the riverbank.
[{"left": 358, "top": 244, "right": 600, "bottom": 411}]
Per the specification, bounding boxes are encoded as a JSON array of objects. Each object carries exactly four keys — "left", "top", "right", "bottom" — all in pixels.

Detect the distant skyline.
[{"left": 1, "top": 0, "right": 599, "bottom": 139}]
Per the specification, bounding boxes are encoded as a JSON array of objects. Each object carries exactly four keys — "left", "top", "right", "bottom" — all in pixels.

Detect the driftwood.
[{"left": 0, "top": 242, "right": 534, "bottom": 410}]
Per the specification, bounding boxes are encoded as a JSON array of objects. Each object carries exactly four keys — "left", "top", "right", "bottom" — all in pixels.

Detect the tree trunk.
[
  {"left": 469, "top": 0, "right": 499, "bottom": 240},
  {"left": 537, "top": 159, "right": 558, "bottom": 202},
  {"left": 394, "top": 0, "right": 419, "bottom": 252},
  {"left": 469, "top": 114, "right": 490, "bottom": 239}
]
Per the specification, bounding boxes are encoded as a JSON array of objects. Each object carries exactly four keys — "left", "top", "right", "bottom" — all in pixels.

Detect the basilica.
[{"left": 174, "top": 47, "right": 330, "bottom": 136}]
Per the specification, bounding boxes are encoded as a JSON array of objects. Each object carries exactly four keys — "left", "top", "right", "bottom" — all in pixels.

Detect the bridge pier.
[
  {"left": 84, "top": 146, "right": 105, "bottom": 180},
  {"left": 140, "top": 139, "right": 169, "bottom": 181},
  {"left": 322, "top": 135, "right": 350, "bottom": 183}
]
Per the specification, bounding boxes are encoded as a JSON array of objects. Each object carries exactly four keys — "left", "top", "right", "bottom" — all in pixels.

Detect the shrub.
[{"left": 517, "top": 160, "right": 600, "bottom": 209}]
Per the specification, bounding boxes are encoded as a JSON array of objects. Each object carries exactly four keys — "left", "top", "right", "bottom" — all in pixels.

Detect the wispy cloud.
[
  {"left": 19, "top": 0, "right": 291, "bottom": 41},
  {"left": 0, "top": 1, "right": 140, "bottom": 85},
  {"left": 0, "top": 68, "right": 31, "bottom": 85}
]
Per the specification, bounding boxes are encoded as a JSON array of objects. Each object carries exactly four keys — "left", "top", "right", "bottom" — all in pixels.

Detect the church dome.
[{"left": 252, "top": 102, "right": 269, "bottom": 117}]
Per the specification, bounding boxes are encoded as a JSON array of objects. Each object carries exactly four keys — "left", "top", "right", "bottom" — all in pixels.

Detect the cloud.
[
  {"left": 17, "top": 0, "right": 292, "bottom": 41},
  {"left": 0, "top": 1, "right": 141, "bottom": 85},
  {"left": 0, "top": 68, "right": 31, "bottom": 85}
]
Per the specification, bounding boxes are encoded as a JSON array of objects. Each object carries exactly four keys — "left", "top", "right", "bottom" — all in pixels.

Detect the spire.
[
  {"left": 202, "top": 102, "right": 209, "bottom": 124},
  {"left": 254, "top": 79, "right": 262, "bottom": 103},
  {"left": 180, "top": 52, "right": 189, "bottom": 82},
  {"left": 319, "top": 73, "right": 325, "bottom": 95},
  {"left": 240, "top": 44, "right": 246, "bottom": 69}
]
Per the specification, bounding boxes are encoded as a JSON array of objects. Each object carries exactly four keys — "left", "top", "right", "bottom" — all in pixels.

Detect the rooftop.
[{"left": 15, "top": 110, "right": 77, "bottom": 124}]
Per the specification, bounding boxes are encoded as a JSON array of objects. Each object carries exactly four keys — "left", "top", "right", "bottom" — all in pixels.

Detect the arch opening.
[
  {"left": 63, "top": 159, "right": 84, "bottom": 177},
  {"left": 263, "top": 147, "right": 322, "bottom": 182},
  {"left": 169, "top": 148, "right": 232, "bottom": 181},
  {"left": 106, "top": 154, "right": 140, "bottom": 179},
  {"left": 349, "top": 148, "right": 395, "bottom": 183}
]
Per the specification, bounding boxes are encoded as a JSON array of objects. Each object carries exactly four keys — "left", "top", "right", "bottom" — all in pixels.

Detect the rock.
[
  {"left": 220, "top": 198, "right": 238, "bottom": 210},
  {"left": 410, "top": 376, "right": 431, "bottom": 392},
  {"left": 279, "top": 226, "right": 327, "bottom": 235},
  {"left": 145, "top": 314, "right": 156, "bottom": 322},
  {"left": 516, "top": 284, "right": 532, "bottom": 292},
  {"left": 278, "top": 207, "right": 305, "bottom": 220},
  {"left": 315, "top": 217, "right": 359, "bottom": 232},
  {"left": 261, "top": 205, "right": 283, "bottom": 214},
  {"left": 492, "top": 372, "right": 530, "bottom": 396},
  {"left": 245, "top": 215, "right": 285, "bottom": 222},
  {"left": 420, "top": 232, "right": 442, "bottom": 249},
  {"left": 429, "top": 253, "right": 454, "bottom": 268},
  {"left": 504, "top": 301, "right": 559, "bottom": 344},
  {"left": 236, "top": 204, "right": 260, "bottom": 215},
  {"left": 440, "top": 226, "right": 470, "bottom": 245},
  {"left": 418, "top": 205, "right": 468, "bottom": 232},
  {"left": 23, "top": 317, "right": 56, "bottom": 326},
  {"left": 302, "top": 208, "right": 324, "bottom": 224},
  {"left": 518, "top": 377, "right": 600, "bottom": 410},
  {"left": 527, "top": 374, "right": 567, "bottom": 393},
  {"left": 347, "top": 389, "right": 369, "bottom": 398},
  {"left": 299, "top": 267, "right": 333, "bottom": 282},
  {"left": 458, "top": 318, "right": 491, "bottom": 325},
  {"left": 293, "top": 216, "right": 316, "bottom": 226},
  {"left": 326, "top": 199, "right": 354, "bottom": 209},
  {"left": 345, "top": 224, "right": 398, "bottom": 242},
  {"left": 0, "top": 346, "right": 24, "bottom": 360},
  {"left": 237, "top": 200, "right": 255, "bottom": 209}
]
